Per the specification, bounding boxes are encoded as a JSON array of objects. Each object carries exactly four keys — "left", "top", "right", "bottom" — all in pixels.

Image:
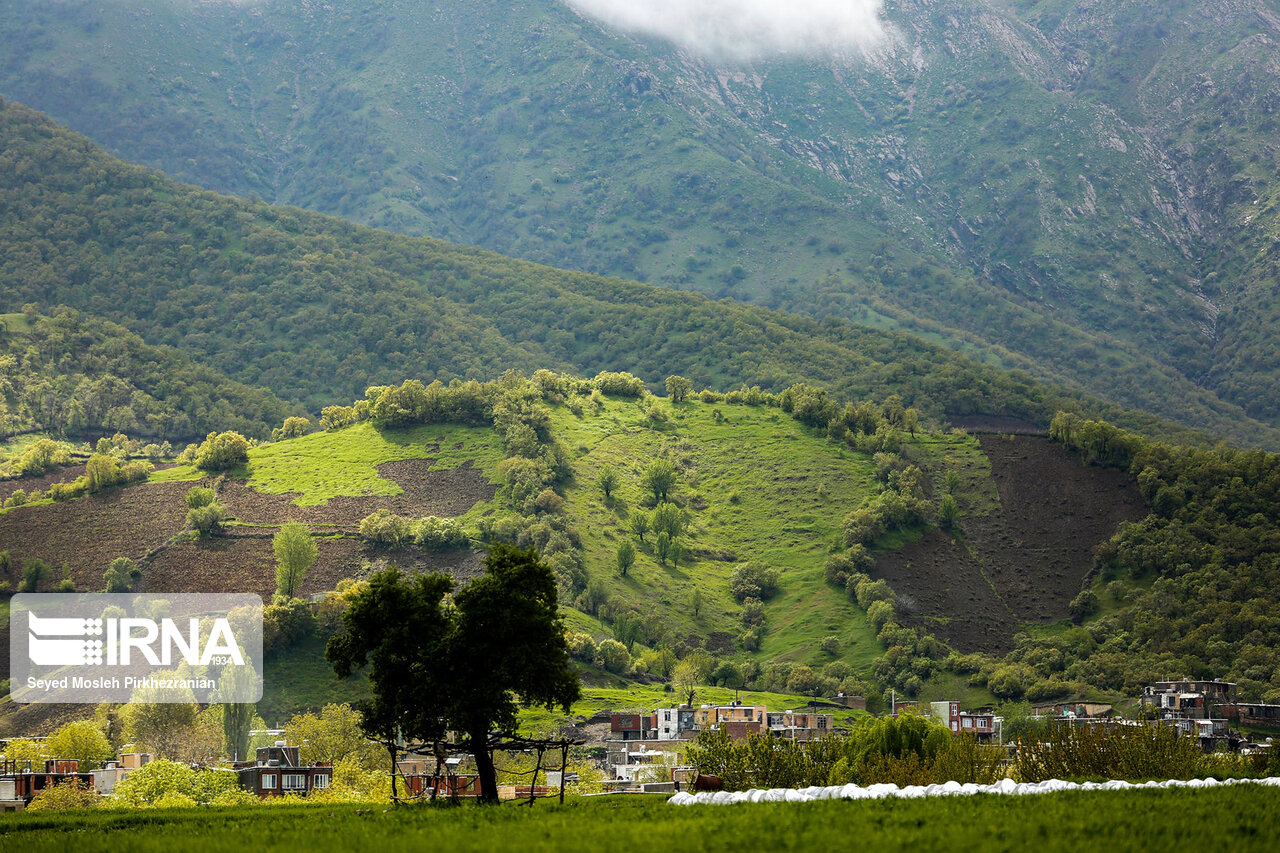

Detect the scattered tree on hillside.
[
  {"left": 672, "top": 651, "right": 713, "bottom": 708},
  {"left": 597, "top": 465, "right": 618, "bottom": 501},
  {"left": 640, "top": 458, "right": 677, "bottom": 503},
  {"left": 729, "top": 562, "right": 780, "bottom": 602},
  {"left": 629, "top": 511, "right": 650, "bottom": 543},
  {"left": 103, "top": 557, "right": 136, "bottom": 593},
  {"left": 185, "top": 486, "right": 225, "bottom": 536},
  {"left": 273, "top": 416, "right": 311, "bottom": 441},
  {"left": 616, "top": 539, "right": 636, "bottom": 577},
  {"left": 665, "top": 375, "right": 693, "bottom": 403},
  {"left": 273, "top": 521, "right": 317, "bottom": 600}
]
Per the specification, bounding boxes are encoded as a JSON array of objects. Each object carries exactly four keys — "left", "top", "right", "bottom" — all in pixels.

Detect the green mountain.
[
  {"left": 4, "top": 372, "right": 1279, "bottom": 728},
  {"left": 4, "top": 96, "right": 1248, "bottom": 448},
  {"left": 3, "top": 0, "right": 1279, "bottom": 438}
]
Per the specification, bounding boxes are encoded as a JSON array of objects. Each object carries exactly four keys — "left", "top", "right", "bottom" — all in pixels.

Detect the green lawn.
[{"left": 0, "top": 787, "right": 1276, "bottom": 852}]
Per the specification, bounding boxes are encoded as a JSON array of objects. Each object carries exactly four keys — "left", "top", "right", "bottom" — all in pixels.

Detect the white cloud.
[{"left": 564, "top": 0, "right": 887, "bottom": 60}]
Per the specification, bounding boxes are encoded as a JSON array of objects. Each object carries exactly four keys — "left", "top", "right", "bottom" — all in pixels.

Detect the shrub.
[
  {"left": 566, "top": 632, "right": 598, "bottom": 662},
  {"left": 1069, "top": 589, "right": 1100, "bottom": 623},
  {"left": 855, "top": 578, "right": 894, "bottom": 609},
  {"left": 534, "top": 488, "right": 565, "bottom": 514},
  {"left": 20, "top": 558, "right": 49, "bottom": 592},
  {"left": 185, "top": 486, "right": 216, "bottom": 509},
  {"left": 194, "top": 431, "right": 250, "bottom": 471},
  {"left": 274, "top": 416, "right": 311, "bottom": 440},
  {"left": 988, "top": 663, "right": 1036, "bottom": 699},
  {"left": 359, "top": 509, "right": 412, "bottom": 547},
  {"left": 593, "top": 371, "right": 646, "bottom": 397},
  {"left": 187, "top": 501, "right": 226, "bottom": 536},
  {"left": 729, "top": 563, "right": 780, "bottom": 602},
  {"left": 320, "top": 405, "right": 358, "bottom": 430},
  {"left": 596, "top": 638, "right": 631, "bottom": 673},
  {"left": 10, "top": 439, "right": 70, "bottom": 477},
  {"left": 26, "top": 780, "right": 100, "bottom": 811},
  {"left": 867, "top": 599, "right": 896, "bottom": 630},
  {"left": 263, "top": 599, "right": 317, "bottom": 651},
  {"left": 412, "top": 516, "right": 469, "bottom": 550},
  {"left": 111, "top": 759, "right": 241, "bottom": 807}
]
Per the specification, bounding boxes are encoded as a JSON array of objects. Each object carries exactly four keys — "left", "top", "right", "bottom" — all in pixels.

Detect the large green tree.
[{"left": 327, "top": 543, "right": 579, "bottom": 803}]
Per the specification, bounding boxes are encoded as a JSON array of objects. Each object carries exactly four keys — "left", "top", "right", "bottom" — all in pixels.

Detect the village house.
[
  {"left": 0, "top": 759, "right": 94, "bottom": 810},
  {"left": 396, "top": 753, "right": 484, "bottom": 799},
  {"left": 692, "top": 701, "right": 768, "bottom": 739},
  {"left": 766, "top": 710, "right": 836, "bottom": 741},
  {"left": 929, "top": 701, "right": 1003, "bottom": 744},
  {"left": 1226, "top": 701, "right": 1280, "bottom": 731},
  {"left": 830, "top": 693, "right": 868, "bottom": 711},
  {"left": 655, "top": 706, "right": 698, "bottom": 740},
  {"left": 91, "top": 752, "right": 152, "bottom": 796},
  {"left": 611, "top": 712, "right": 658, "bottom": 741},
  {"left": 1141, "top": 679, "right": 1236, "bottom": 720},
  {"left": 1029, "top": 702, "right": 1113, "bottom": 720},
  {"left": 235, "top": 742, "right": 332, "bottom": 798}
]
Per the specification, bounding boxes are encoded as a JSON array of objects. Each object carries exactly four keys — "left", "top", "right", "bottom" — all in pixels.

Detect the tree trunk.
[{"left": 471, "top": 729, "right": 499, "bottom": 804}]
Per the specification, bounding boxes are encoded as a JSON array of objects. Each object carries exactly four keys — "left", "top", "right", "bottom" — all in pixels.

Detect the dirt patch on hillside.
[
  {"left": 221, "top": 460, "right": 496, "bottom": 529},
  {"left": 872, "top": 530, "right": 1019, "bottom": 653},
  {"left": 141, "top": 536, "right": 368, "bottom": 600},
  {"left": 871, "top": 435, "right": 1147, "bottom": 653},
  {"left": 0, "top": 463, "right": 87, "bottom": 502},
  {"left": 945, "top": 415, "right": 1046, "bottom": 435},
  {"left": 362, "top": 545, "right": 486, "bottom": 583},
  {"left": 0, "top": 481, "right": 191, "bottom": 590},
  {"left": 142, "top": 537, "right": 486, "bottom": 600}
]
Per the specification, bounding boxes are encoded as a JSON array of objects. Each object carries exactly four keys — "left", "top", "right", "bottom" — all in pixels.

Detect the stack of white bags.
[{"left": 669, "top": 775, "right": 1280, "bottom": 806}]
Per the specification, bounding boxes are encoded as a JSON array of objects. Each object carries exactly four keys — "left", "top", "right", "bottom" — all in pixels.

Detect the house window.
[
  {"left": 951, "top": 722, "right": 958, "bottom": 731},
  {"left": 313, "top": 775, "right": 329, "bottom": 789},
  {"left": 283, "top": 774, "right": 306, "bottom": 791},
  {"left": 261, "top": 773, "right": 277, "bottom": 789},
  {"left": 962, "top": 718, "right": 973, "bottom": 729}
]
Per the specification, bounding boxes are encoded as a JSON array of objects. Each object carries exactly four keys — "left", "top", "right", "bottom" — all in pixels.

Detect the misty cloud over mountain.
[{"left": 562, "top": 0, "right": 887, "bottom": 60}]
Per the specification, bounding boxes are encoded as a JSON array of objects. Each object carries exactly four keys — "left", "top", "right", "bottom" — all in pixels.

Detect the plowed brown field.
[{"left": 873, "top": 435, "right": 1147, "bottom": 652}]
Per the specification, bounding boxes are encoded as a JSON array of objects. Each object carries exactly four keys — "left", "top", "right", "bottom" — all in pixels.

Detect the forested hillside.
[
  {"left": 0, "top": 309, "right": 295, "bottom": 441},
  {"left": 0, "top": 97, "right": 1269, "bottom": 450},
  {"left": 4, "top": 0, "right": 1280, "bottom": 439}
]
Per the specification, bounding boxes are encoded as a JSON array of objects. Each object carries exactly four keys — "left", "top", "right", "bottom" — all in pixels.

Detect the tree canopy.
[{"left": 327, "top": 543, "right": 579, "bottom": 802}]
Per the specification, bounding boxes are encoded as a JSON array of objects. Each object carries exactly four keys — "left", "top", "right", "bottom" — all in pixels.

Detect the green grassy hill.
[
  {"left": 6, "top": 369, "right": 1279, "bottom": 729},
  {"left": 4, "top": 1, "right": 1280, "bottom": 437}
]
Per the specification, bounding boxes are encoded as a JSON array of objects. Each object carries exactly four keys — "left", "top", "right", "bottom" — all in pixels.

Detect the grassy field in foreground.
[{"left": 0, "top": 788, "right": 1277, "bottom": 852}]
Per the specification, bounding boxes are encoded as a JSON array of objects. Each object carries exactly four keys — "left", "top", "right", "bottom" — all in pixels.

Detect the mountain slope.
[
  {"left": 3, "top": 0, "right": 1278, "bottom": 436},
  {"left": 5, "top": 96, "right": 1258, "bottom": 448},
  {"left": 0, "top": 309, "right": 297, "bottom": 441}
]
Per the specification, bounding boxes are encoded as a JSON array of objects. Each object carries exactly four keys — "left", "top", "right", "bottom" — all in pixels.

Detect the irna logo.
[
  {"left": 27, "top": 612, "right": 245, "bottom": 667},
  {"left": 11, "top": 593, "right": 263, "bottom": 705}
]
